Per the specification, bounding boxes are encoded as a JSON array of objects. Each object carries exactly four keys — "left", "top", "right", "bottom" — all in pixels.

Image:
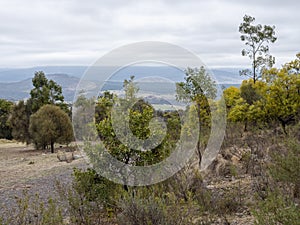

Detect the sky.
[{"left": 0, "top": 0, "right": 299, "bottom": 69}]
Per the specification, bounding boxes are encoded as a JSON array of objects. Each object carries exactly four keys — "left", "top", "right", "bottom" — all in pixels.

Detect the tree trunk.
[
  {"left": 197, "top": 102, "right": 202, "bottom": 167},
  {"left": 123, "top": 184, "right": 129, "bottom": 192},
  {"left": 294, "top": 182, "right": 300, "bottom": 198},
  {"left": 50, "top": 142, "right": 54, "bottom": 153},
  {"left": 253, "top": 50, "right": 257, "bottom": 84},
  {"left": 244, "top": 120, "right": 248, "bottom": 132},
  {"left": 278, "top": 117, "right": 288, "bottom": 135}
]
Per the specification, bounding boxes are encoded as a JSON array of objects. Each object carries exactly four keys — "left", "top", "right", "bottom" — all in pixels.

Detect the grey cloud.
[{"left": 0, "top": 0, "right": 298, "bottom": 68}]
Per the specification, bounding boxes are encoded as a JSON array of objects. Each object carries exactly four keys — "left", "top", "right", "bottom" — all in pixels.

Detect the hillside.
[
  {"left": 0, "top": 67, "right": 243, "bottom": 102},
  {"left": 0, "top": 74, "right": 81, "bottom": 102}
]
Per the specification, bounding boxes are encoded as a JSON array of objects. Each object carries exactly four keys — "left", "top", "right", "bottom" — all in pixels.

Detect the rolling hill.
[{"left": 0, "top": 66, "right": 243, "bottom": 102}]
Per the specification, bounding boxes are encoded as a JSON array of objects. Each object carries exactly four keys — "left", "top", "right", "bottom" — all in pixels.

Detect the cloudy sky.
[{"left": 0, "top": 0, "right": 299, "bottom": 69}]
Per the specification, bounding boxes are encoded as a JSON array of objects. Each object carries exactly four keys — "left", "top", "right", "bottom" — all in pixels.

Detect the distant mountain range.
[
  {"left": 0, "top": 66, "right": 87, "bottom": 83},
  {"left": 0, "top": 66, "right": 243, "bottom": 102}
]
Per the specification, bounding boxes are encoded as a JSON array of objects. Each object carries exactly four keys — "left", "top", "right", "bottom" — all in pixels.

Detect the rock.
[
  {"left": 231, "top": 155, "right": 240, "bottom": 165},
  {"left": 73, "top": 154, "right": 82, "bottom": 160},
  {"left": 65, "top": 152, "right": 73, "bottom": 163},
  {"left": 207, "top": 154, "right": 233, "bottom": 177},
  {"left": 57, "top": 150, "right": 67, "bottom": 162},
  {"left": 57, "top": 150, "right": 76, "bottom": 163}
]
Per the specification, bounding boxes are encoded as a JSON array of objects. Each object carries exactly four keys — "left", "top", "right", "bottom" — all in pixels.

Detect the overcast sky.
[{"left": 0, "top": 0, "right": 299, "bottom": 69}]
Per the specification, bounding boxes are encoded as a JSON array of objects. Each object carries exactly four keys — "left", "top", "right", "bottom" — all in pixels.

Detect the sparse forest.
[{"left": 0, "top": 15, "right": 299, "bottom": 225}]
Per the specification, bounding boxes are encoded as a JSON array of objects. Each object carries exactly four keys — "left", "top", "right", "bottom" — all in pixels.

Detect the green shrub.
[
  {"left": 0, "top": 190, "right": 63, "bottom": 225},
  {"left": 253, "top": 138, "right": 300, "bottom": 225},
  {"left": 117, "top": 192, "right": 166, "bottom": 225},
  {"left": 56, "top": 168, "right": 122, "bottom": 225},
  {"left": 253, "top": 191, "right": 300, "bottom": 225},
  {"left": 211, "top": 187, "right": 243, "bottom": 216},
  {"left": 117, "top": 190, "right": 200, "bottom": 225},
  {"left": 269, "top": 139, "right": 300, "bottom": 198}
]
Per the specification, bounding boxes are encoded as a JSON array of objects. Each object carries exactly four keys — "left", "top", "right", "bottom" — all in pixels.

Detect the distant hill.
[
  {"left": 0, "top": 66, "right": 87, "bottom": 83},
  {"left": 0, "top": 74, "right": 94, "bottom": 102},
  {"left": 0, "top": 66, "right": 243, "bottom": 102}
]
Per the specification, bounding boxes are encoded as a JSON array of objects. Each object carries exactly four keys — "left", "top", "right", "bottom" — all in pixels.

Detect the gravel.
[{"left": 0, "top": 160, "right": 88, "bottom": 221}]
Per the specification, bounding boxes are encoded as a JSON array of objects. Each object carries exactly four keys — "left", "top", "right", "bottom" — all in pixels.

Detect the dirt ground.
[
  {"left": 0, "top": 140, "right": 86, "bottom": 189},
  {"left": 0, "top": 139, "right": 88, "bottom": 215}
]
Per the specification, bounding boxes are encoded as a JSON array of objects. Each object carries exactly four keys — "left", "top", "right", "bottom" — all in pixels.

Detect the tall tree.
[
  {"left": 176, "top": 67, "right": 217, "bottom": 165},
  {"left": 0, "top": 99, "right": 13, "bottom": 139},
  {"left": 84, "top": 77, "right": 178, "bottom": 189},
  {"left": 95, "top": 77, "right": 170, "bottom": 166},
  {"left": 9, "top": 71, "right": 68, "bottom": 144},
  {"left": 29, "top": 105, "right": 73, "bottom": 153},
  {"left": 30, "top": 71, "right": 66, "bottom": 113},
  {"left": 73, "top": 93, "right": 97, "bottom": 141},
  {"left": 239, "top": 15, "right": 277, "bottom": 83},
  {"left": 9, "top": 100, "right": 32, "bottom": 143}
]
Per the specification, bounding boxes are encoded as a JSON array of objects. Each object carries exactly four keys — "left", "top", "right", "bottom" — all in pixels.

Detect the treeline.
[
  {"left": 224, "top": 53, "right": 300, "bottom": 134},
  {"left": 0, "top": 71, "right": 73, "bottom": 153}
]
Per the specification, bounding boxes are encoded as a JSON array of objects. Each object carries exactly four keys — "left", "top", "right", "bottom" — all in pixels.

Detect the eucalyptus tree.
[
  {"left": 176, "top": 67, "right": 217, "bottom": 164},
  {"left": 239, "top": 15, "right": 277, "bottom": 83}
]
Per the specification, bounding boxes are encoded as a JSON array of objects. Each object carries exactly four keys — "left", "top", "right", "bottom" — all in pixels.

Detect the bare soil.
[
  {"left": 0, "top": 140, "right": 86, "bottom": 188},
  {"left": 0, "top": 140, "right": 87, "bottom": 212}
]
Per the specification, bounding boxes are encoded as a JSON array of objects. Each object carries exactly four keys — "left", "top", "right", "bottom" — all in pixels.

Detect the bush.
[
  {"left": 269, "top": 139, "right": 300, "bottom": 198},
  {"left": 252, "top": 137, "right": 300, "bottom": 225},
  {"left": 0, "top": 190, "right": 63, "bottom": 225},
  {"left": 117, "top": 192, "right": 166, "bottom": 225},
  {"left": 253, "top": 191, "right": 300, "bottom": 225},
  {"left": 56, "top": 168, "right": 121, "bottom": 225},
  {"left": 211, "top": 187, "right": 243, "bottom": 216},
  {"left": 117, "top": 190, "right": 200, "bottom": 225}
]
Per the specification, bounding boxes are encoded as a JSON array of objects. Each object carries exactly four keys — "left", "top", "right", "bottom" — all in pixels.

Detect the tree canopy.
[
  {"left": 263, "top": 54, "right": 300, "bottom": 133},
  {"left": 225, "top": 53, "right": 300, "bottom": 133},
  {"left": 29, "top": 104, "right": 73, "bottom": 153},
  {"left": 9, "top": 100, "right": 32, "bottom": 143},
  {"left": 239, "top": 14, "right": 277, "bottom": 83},
  {"left": 176, "top": 66, "right": 217, "bottom": 165},
  {"left": 8, "top": 71, "right": 70, "bottom": 144},
  {"left": 0, "top": 99, "right": 13, "bottom": 139},
  {"left": 30, "top": 71, "right": 67, "bottom": 113},
  {"left": 94, "top": 76, "right": 175, "bottom": 166}
]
